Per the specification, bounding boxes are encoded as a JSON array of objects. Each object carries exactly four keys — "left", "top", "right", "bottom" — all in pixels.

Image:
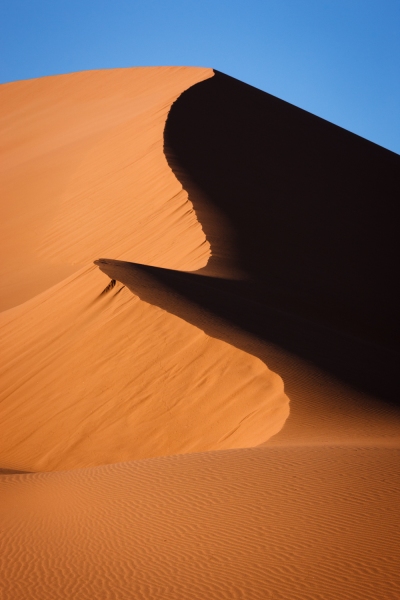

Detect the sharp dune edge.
[{"left": 0, "top": 67, "right": 399, "bottom": 599}]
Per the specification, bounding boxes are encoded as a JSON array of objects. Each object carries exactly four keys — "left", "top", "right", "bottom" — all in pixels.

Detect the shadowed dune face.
[
  {"left": 0, "top": 266, "right": 288, "bottom": 472},
  {"left": 165, "top": 71, "right": 399, "bottom": 344},
  {"left": 160, "top": 70, "right": 399, "bottom": 401}
]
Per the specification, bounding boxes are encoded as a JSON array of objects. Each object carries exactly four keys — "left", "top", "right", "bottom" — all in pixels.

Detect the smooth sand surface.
[
  {"left": 1, "top": 67, "right": 399, "bottom": 599},
  {"left": 0, "top": 265, "right": 287, "bottom": 471},
  {"left": 0, "top": 67, "right": 212, "bottom": 311}
]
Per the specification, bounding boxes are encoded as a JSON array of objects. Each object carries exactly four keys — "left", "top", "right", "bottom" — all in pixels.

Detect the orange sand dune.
[
  {"left": 94, "top": 257, "right": 400, "bottom": 448},
  {"left": 0, "top": 265, "right": 287, "bottom": 471},
  {"left": 0, "top": 67, "right": 212, "bottom": 311},
  {"left": 0, "top": 68, "right": 288, "bottom": 472},
  {"left": 1, "top": 67, "right": 400, "bottom": 599}
]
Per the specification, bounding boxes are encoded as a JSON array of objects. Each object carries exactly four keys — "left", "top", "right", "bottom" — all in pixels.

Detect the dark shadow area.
[
  {"left": 96, "top": 70, "right": 399, "bottom": 403},
  {"left": 0, "top": 468, "right": 32, "bottom": 475},
  {"left": 165, "top": 71, "right": 399, "bottom": 350},
  {"left": 95, "top": 259, "right": 399, "bottom": 403},
  {"left": 158, "top": 70, "right": 399, "bottom": 402}
]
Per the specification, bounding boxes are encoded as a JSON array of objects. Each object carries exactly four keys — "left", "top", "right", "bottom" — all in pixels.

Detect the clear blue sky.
[{"left": 1, "top": 0, "right": 399, "bottom": 153}]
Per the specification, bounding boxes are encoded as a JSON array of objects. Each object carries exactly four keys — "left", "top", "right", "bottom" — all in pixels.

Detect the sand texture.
[
  {"left": 1, "top": 67, "right": 400, "bottom": 599},
  {"left": 0, "top": 67, "right": 212, "bottom": 311},
  {"left": 2, "top": 448, "right": 400, "bottom": 600}
]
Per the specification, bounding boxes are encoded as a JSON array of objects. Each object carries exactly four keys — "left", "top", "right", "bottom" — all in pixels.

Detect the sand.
[
  {"left": 0, "top": 67, "right": 212, "bottom": 311},
  {"left": 1, "top": 67, "right": 399, "bottom": 599}
]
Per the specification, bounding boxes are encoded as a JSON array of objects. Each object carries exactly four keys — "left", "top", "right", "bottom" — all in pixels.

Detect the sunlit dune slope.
[
  {"left": 0, "top": 67, "right": 212, "bottom": 311},
  {"left": 0, "top": 266, "right": 287, "bottom": 471},
  {"left": 0, "top": 68, "right": 288, "bottom": 472}
]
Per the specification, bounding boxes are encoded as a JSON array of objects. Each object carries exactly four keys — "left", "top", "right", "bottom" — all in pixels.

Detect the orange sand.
[
  {"left": 0, "top": 67, "right": 212, "bottom": 311},
  {"left": 1, "top": 67, "right": 399, "bottom": 599}
]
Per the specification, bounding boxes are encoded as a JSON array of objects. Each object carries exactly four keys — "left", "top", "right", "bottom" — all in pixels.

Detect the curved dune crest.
[
  {"left": 0, "top": 67, "right": 289, "bottom": 472},
  {"left": 0, "top": 265, "right": 287, "bottom": 472},
  {"left": 0, "top": 67, "right": 213, "bottom": 311},
  {"left": 164, "top": 70, "right": 399, "bottom": 401}
]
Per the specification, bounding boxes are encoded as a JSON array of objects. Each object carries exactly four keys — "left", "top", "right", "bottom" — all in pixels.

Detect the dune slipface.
[{"left": 1, "top": 67, "right": 400, "bottom": 600}]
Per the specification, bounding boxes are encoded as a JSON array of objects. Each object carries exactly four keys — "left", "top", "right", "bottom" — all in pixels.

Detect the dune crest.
[
  {"left": 0, "top": 67, "right": 289, "bottom": 472},
  {"left": 0, "top": 67, "right": 212, "bottom": 311},
  {"left": 0, "top": 264, "right": 287, "bottom": 471}
]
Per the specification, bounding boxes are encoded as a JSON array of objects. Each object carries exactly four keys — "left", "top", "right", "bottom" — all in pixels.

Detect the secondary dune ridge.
[{"left": 1, "top": 67, "right": 400, "bottom": 599}]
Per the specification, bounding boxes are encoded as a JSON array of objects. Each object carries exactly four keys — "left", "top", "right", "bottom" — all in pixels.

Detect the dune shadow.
[
  {"left": 0, "top": 468, "right": 33, "bottom": 475},
  {"left": 95, "top": 258, "right": 398, "bottom": 403},
  {"left": 163, "top": 71, "right": 399, "bottom": 402},
  {"left": 98, "top": 70, "right": 398, "bottom": 403},
  {"left": 164, "top": 71, "right": 399, "bottom": 349}
]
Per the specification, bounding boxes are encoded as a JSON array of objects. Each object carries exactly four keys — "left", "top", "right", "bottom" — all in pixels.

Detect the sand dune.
[
  {"left": 0, "top": 68, "right": 288, "bottom": 472},
  {"left": 0, "top": 264, "right": 287, "bottom": 471},
  {"left": 1, "top": 67, "right": 400, "bottom": 599},
  {"left": 0, "top": 67, "right": 212, "bottom": 311},
  {"left": 164, "top": 71, "right": 399, "bottom": 400},
  {"left": 95, "top": 258, "right": 400, "bottom": 448}
]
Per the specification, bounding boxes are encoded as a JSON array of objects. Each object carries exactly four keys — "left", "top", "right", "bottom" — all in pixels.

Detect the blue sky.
[{"left": 1, "top": 0, "right": 399, "bottom": 153}]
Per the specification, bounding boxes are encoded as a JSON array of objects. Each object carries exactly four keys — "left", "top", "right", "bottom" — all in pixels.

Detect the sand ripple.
[{"left": 1, "top": 447, "right": 399, "bottom": 599}]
